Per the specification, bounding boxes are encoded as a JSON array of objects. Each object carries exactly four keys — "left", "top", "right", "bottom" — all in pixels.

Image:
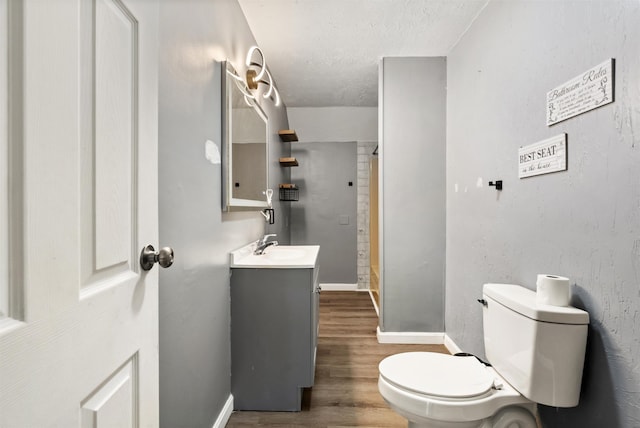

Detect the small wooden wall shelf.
[
  {"left": 278, "top": 130, "right": 299, "bottom": 142},
  {"left": 279, "top": 157, "right": 299, "bottom": 167}
]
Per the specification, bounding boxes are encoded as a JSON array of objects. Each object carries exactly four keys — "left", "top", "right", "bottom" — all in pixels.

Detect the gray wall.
[
  {"left": 287, "top": 107, "right": 378, "bottom": 143},
  {"left": 158, "top": 1, "right": 290, "bottom": 427},
  {"left": 380, "top": 57, "right": 446, "bottom": 332},
  {"left": 446, "top": 1, "right": 640, "bottom": 426},
  {"left": 291, "top": 142, "right": 358, "bottom": 284},
  {"left": 288, "top": 107, "right": 378, "bottom": 289}
]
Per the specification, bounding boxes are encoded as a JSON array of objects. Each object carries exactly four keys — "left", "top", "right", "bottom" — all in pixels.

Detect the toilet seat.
[
  {"left": 378, "top": 352, "right": 533, "bottom": 424},
  {"left": 379, "top": 352, "right": 496, "bottom": 399}
]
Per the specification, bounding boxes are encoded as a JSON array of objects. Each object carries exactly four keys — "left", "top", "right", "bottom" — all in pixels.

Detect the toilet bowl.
[
  {"left": 378, "top": 284, "right": 590, "bottom": 428},
  {"left": 378, "top": 352, "right": 537, "bottom": 428}
]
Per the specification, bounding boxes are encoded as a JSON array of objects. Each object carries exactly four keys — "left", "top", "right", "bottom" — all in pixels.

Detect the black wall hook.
[{"left": 488, "top": 180, "right": 503, "bottom": 191}]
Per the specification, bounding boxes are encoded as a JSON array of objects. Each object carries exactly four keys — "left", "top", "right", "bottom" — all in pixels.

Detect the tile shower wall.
[{"left": 357, "top": 141, "right": 378, "bottom": 290}]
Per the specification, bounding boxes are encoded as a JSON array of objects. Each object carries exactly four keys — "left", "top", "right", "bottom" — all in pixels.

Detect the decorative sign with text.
[
  {"left": 519, "top": 134, "right": 567, "bottom": 179},
  {"left": 546, "top": 59, "right": 614, "bottom": 126}
]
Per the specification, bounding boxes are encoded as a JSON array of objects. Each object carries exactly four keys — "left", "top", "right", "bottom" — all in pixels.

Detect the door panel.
[
  {"left": 0, "top": 1, "right": 159, "bottom": 426},
  {"left": 81, "top": 0, "right": 139, "bottom": 291},
  {"left": 94, "top": 0, "right": 136, "bottom": 271},
  {"left": 81, "top": 356, "right": 137, "bottom": 428}
]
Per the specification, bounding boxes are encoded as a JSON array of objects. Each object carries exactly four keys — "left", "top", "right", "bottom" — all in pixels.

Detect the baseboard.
[
  {"left": 211, "top": 394, "right": 234, "bottom": 428},
  {"left": 320, "top": 283, "right": 358, "bottom": 291},
  {"left": 376, "top": 327, "right": 444, "bottom": 344},
  {"left": 444, "top": 334, "right": 462, "bottom": 355}
]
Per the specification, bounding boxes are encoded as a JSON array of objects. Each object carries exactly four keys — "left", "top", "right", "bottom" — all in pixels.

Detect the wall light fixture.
[{"left": 226, "top": 46, "right": 281, "bottom": 107}]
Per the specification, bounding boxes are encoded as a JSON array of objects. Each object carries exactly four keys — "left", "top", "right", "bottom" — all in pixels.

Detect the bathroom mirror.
[{"left": 222, "top": 61, "right": 269, "bottom": 211}]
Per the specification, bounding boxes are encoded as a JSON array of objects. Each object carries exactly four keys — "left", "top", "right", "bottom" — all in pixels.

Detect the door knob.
[{"left": 140, "top": 244, "right": 174, "bottom": 271}]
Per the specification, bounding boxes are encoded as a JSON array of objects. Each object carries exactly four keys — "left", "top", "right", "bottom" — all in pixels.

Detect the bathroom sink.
[
  {"left": 230, "top": 244, "right": 319, "bottom": 269},
  {"left": 263, "top": 248, "right": 306, "bottom": 261}
]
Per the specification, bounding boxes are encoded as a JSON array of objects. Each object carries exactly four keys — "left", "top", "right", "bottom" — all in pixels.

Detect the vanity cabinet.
[{"left": 230, "top": 263, "right": 320, "bottom": 411}]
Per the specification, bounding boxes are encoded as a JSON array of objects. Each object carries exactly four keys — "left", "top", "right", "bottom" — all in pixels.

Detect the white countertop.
[{"left": 230, "top": 243, "right": 320, "bottom": 269}]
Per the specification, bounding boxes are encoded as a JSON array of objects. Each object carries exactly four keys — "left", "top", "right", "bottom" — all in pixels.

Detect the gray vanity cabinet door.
[{"left": 230, "top": 266, "right": 319, "bottom": 411}]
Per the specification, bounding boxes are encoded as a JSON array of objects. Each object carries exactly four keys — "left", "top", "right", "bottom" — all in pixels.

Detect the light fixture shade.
[
  {"left": 230, "top": 45, "right": 281, "bottom": 107},
  {"left": 246, "top": 46, "right": 267, "bottom": 81}
]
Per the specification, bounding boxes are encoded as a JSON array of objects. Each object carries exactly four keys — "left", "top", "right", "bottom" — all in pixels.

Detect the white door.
[{"left": 0, "top": 1, "right": 163, "bottom": 426}]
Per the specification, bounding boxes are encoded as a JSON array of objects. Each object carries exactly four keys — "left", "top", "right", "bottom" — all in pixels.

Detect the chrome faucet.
[{"left": 254, "top": 234, "right": 278, "bottom": 255}]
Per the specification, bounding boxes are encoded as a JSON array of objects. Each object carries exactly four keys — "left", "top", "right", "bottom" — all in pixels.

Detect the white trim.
[
  {"left": 444, "top": 334, "right": 463, "bottom": 355},
  {"left": 368, "top": 290, "right": 379, "bottom": 317},
  {"left": 378, "top": 58, "right": 385, "bottom": 330},
  {"left": 211, "top": 394, "right": 234, "bottom": 428},
  {"left": 319, "top": 283, "right": 358, "bottom": 291},
  {"left": 376, "top": 327, "right": 444, "bottom": 344}
]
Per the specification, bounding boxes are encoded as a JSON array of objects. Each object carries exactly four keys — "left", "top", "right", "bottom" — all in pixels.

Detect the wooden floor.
[{"left": 226, "top": 291, "right": 449, "bottom": 427}]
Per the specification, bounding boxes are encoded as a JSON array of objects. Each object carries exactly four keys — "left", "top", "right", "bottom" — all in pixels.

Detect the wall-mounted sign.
[
  {"left": 546, "top": 59, "right": 614, "bottom": 126},
  {"left": 519, "top": 134, "right": 567, "bottom": 179}
]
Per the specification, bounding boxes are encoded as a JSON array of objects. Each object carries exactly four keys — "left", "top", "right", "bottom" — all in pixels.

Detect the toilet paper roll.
[{"left": 536, "top": 274, "right": 571, "bottom": 306}]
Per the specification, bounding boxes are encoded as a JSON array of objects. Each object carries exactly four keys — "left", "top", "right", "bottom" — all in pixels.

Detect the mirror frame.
[{"left": 221, "top": 61, "right": 269, "bottom": 212}]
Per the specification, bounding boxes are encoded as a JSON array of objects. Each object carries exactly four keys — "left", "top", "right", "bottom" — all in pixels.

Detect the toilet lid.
[{"left": 379, "top": 352, "right": 496, "bottom": 399}]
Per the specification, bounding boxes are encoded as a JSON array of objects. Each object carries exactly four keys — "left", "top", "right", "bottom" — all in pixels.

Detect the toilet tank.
[{"left": 482, "top": 283, "right": 589, "bottom": 407}]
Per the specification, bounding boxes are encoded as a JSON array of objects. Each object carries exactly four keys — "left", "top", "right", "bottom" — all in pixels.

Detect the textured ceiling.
[{"left": 238, "top": 0, "right": 489, "bottom": 107}]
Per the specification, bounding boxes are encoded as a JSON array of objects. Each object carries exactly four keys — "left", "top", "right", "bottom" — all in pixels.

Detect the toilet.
[{"left": 378, "top": 283, "right": 589, "bottom": 427}]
